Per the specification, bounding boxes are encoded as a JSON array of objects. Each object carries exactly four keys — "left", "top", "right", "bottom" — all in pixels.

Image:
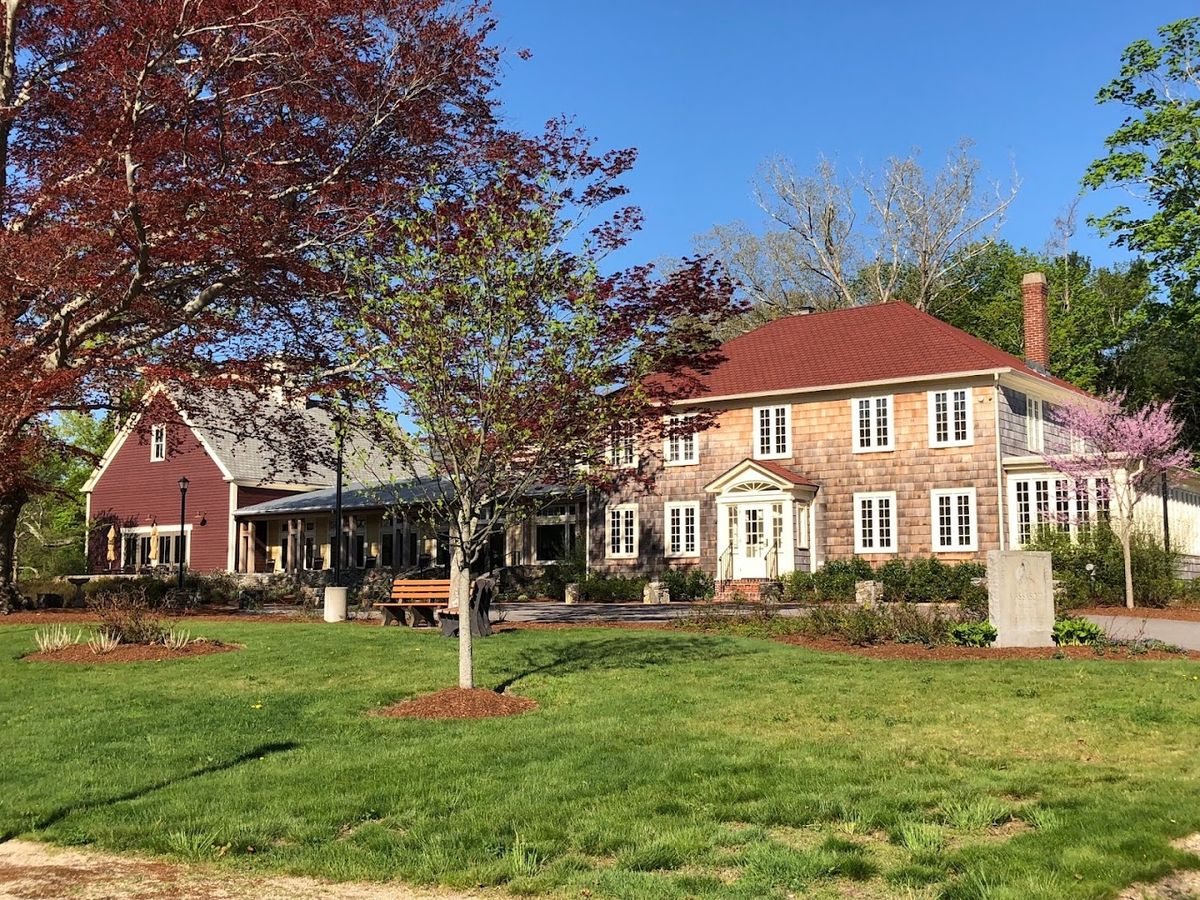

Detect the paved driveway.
[
  {"left": 493, "top": 602, "right": 806, "bottom": 625},
  {"left": 1085, "top": 613, "right": 1200, "bottom": 651}
]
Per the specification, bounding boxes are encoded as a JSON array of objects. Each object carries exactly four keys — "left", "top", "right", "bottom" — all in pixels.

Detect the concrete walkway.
[{"left": 1084, "top": 613, "right": 1200, "bottom": 651}]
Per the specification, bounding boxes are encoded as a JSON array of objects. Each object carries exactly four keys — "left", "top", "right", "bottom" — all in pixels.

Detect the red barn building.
[{"left": 82, "top": 387, "right": 389, "bottom": 574}]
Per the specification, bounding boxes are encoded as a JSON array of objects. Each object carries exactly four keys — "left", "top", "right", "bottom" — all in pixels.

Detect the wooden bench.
[{"left": 378, "top": 579, "right": 452, "bottom": 627}]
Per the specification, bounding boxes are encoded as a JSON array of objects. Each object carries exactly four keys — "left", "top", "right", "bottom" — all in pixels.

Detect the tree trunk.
[
  {"left": 0, "top": 486, "right": 28, "bottom": 612},
  {"left": 1121, "top": 534, "right": 1135, "bottom": 610},
  {"left": 450, "top": 539, "right": 473, "bottom": 689}
]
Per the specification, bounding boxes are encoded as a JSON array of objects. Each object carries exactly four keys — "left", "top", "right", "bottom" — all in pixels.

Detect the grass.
[{"left": 2, "top": 621, "right": 1200, "bottom": 898}]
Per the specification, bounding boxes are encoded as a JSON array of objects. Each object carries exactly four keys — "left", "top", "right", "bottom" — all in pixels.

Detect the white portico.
[{"left": 706, "top": 459, "right": 819, "bottom": 581}]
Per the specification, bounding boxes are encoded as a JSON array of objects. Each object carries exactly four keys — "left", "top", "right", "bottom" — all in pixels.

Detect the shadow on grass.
[
  {"left": 494, "top": 633, "right": 751, "bottom": 692},
  {"left": 2, "top": 740, "right": 299, "bottom": 841}
]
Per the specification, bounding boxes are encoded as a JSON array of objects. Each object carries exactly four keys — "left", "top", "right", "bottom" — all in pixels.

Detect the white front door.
[{"left": 733, "top": 504, "right": 768, "bottom": 580}]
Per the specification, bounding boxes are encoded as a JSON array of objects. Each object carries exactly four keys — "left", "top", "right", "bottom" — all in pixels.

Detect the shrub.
[
  {"left": 578, "top": 574, "right": 647, "bottom": 602},
  {"left": 876, "top": 559, "right": 910, "bottom": 601},
  {"left": 957, "top": 582, "right": 989, "bottom": 622},
  {"left": 780, "top": 570, "right": 817, "bottom": 603},
  {"left": 950, "top": 621, "right": 997, "bottom": 647},
  {"left": 89, "top": 590, "right": 168, "bottom": 645},
  {"left": 1052, "top": 617, "right": 1105, "bottom": 647},
  {"left": 838, "top": 607, "right": 892, "bottom": 645},
  {"left": 1028, "top": 524, "right": 1177, "bottom": 608},
  {"left": 891, "top": 603, "right": 953, "bottom": 647},
  {"left": 659, "top": 567, "right": 715, "bottom": 601},
  {"left": 905, "top": 557, "right": 953, "bottom": 602},
  {"left": 812, "top": 559, "right": 868, "bottom": 602}
]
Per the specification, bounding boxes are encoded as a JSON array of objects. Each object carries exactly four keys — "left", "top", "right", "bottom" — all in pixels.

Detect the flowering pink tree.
[{"left": 1043, "top": 393, "right": 1192, "bottom": 608}]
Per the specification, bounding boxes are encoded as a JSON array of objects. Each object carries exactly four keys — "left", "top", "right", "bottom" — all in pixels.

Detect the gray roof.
[
  {"left": 235, "top": 478, "right": 582, "bottom": 517},
  {"left": 174, "top": 387, "right": 414, "bottom": 487}
]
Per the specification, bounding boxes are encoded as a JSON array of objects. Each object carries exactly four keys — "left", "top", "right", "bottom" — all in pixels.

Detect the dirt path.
[{"left": 0, "top": 840, "right": 488, "bottom": 900}]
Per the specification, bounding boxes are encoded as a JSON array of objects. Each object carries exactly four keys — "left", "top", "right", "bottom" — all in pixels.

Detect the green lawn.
[{"left": 2, "top": 621, "right": 1199, "bottom": 899}]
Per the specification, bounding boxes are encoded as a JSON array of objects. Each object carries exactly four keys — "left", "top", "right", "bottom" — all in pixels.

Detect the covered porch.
[{"left": 705, "top": 459, "right": 820, "bottom": 582}]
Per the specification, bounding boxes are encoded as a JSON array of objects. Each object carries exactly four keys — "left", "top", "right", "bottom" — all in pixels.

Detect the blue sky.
[{"left": 493, "top": 1, "right": 1195, "bottom": 271}]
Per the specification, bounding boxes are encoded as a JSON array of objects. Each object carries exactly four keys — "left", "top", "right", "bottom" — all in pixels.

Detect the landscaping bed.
[
  {"left": 25, "top": 640, "right": 236, "bottom": 664},
  {"left": 776, "top": 633, "right": 1199, "bottom": 661},
  {"left": 372, "top": 688, "right": 537, "bottom": 719}
]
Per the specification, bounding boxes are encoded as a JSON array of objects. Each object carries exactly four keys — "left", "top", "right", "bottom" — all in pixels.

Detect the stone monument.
[{"left": 986, "top": 550, "right": 1054, "bottom": 647}]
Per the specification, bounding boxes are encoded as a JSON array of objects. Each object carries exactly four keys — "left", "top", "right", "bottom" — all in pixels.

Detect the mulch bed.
[
  {"left": 372, "top": 688, "right": 537, "bottom": 719},
  {"left": 1073, "top": 605, "right": 1200, "bottom": 623},
  {"left": 24, "top": 640, "right": 238, "bottom": 664},
  {"left": 777, "top": 634, "right": 1199, "bottom": 661}
]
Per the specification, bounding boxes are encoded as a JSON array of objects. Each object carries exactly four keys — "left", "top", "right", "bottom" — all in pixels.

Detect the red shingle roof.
[
  {"left": 752, "top": 459, "right": 818, "bottom": 487},
  {"left": 663, "top": 302, "right": 1087, "bottom": 399}
]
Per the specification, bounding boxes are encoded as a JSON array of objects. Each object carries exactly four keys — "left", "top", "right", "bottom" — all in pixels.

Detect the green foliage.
[
  {"left": 89, "top": 590, "right": 168, "bottom": 645},
  {"left": 780, "top": 570, "right": 816, "bottom": 603},
  {"left": 1027, "top": 524, "right": 1178, "bottom": 607},
  {"left": 658, "top": 567, "right": 714, "bottom": 601},
  {"left": 950, "top": 622, "right": 998, "bottom": 648},
  {"left": 799, "top": 602, "right": 959, "bottom": 647},
  {"left": 1052, "top": 617, "right": 1106, "bottom": 647},
  {"left": 578, "top": 574, "right": 647, "bottom": 603},
  {"left": 939, "top": 242, "right": 1153, "bottom": 395},
  {"left": 17, "top": 411, "right": 118, "bottom": 579}
]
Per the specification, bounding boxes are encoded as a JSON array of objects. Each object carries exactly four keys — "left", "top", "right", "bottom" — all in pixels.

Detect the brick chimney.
[{"left": 1021, "top": 272, "right": 1049, "bottom": 373}]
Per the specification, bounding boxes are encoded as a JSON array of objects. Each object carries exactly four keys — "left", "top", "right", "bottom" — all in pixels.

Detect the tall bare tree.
[{"left": 697, "top": 140, "right": 1018, "bottom": 330}]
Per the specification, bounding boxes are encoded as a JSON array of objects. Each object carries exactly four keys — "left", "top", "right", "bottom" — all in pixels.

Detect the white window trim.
[
  {"left": 663, "top": 501, "right": 700, "bottom": 558},
  {"left": 662, "top": 414, "right": 699, "bottom": 467},
  {"left": 853, "top": 490, "right": 898, "bottom": 554},
  {"left": 930, "top": 487, "right": 978, "bottom": 552},
  {"left": 606, "top": 503, "right": 639, "bottom": 559},
  {"left": 927, "top": 388, "right": 974, "bottom": 448},
  {"left": 752, "top": 405, "right": 792, "bottom": 460},
  {"left": 850, "top": 395, "right": 895, "bottom": 453},
  {"left": 608, "top": 429, "right": 637, "bottom": 469},
  {"left": 150, "top": 424, "right": 167, "bottom": 462},
  {"left": 1026, "top": 397, "right": 1045, "bottom": 453}
]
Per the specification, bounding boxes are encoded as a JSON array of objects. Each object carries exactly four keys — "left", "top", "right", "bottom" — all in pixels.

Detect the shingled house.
[{"left": 589, "top": 274, "right": 1200, "bottom": 592}]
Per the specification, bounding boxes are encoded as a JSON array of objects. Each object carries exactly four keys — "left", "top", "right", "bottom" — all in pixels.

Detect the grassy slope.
[{"left": 1, "top": 622, "right": 1199, "bottom": 899}]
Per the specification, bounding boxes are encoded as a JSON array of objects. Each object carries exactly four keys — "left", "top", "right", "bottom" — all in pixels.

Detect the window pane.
[
  {"left": 758, "top": 408, "right": 771, "bottom": 456},
  {"left": 875, "top": 397, "right": 889, "bottom": 447},
  {"left": 858, "top": 399, "right": 872, "bottom": 448},
  {"left": 773, "top": 407, "right": 787, "bottom": 454},
  {"left": 860, "top": 498, "right": 874, "bottom": 548},
  {"left": 878, "top": 497, "right": 892, "bottom": 548},
  {"left": 1016, "top": 481, "right": 1032, "bottom": 544},
  {"left": 953, "top": 390, "right": 968, "bottom": 442},
  {"left": 537, "top": 523, "right": 567, "bottom": 561},
  {"left": 957, "top": 494, "right": 971, "bottom": 546},
  {"left": 938, "top": 495, "right": 952, "bottom": 548},
  {"left": 934, "top": 392, "right": 948, "bottom": 444},
  {"left": 684, "top": 506, "right": 697, "bottom": 553}
]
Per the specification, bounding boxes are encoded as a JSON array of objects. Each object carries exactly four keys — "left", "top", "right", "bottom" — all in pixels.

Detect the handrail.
[
  {"left": 718, "top": 544, "right": 733, "bottom": 582},
  {"left": 765, "top": 541, "right": 780, "bottom": 581}
]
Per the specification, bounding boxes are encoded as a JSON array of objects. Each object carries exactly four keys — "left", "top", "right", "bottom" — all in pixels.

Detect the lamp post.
[{"left": 177, "top": 476, "right": 189, "bottom": 589}]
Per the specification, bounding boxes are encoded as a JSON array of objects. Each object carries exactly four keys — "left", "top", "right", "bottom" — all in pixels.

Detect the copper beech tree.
[
  {"left": 0, "top": 0, "right": 504, "bottom": 601},
  {"left": 340, "top": 125, "right": 738, "bottom": 689}
]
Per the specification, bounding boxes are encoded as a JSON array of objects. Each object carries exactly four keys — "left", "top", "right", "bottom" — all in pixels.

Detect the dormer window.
[{"left": 150, "top": 424, "right": 166, "bottom": 462}]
